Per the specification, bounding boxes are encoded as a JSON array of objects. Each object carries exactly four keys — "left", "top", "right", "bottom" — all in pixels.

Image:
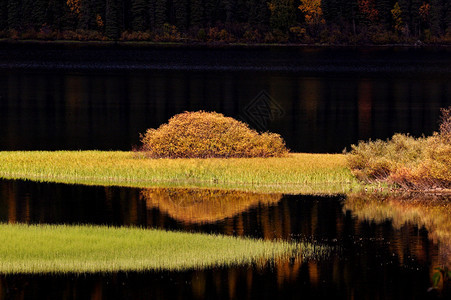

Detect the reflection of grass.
[
  {"left": 142, "top": 188, "right": 282, "bottom": 224},
  {"left": 0, "top": 223, "right": 311, "bottom": 274},
  {"left": 0, "top": 151, "right": 360, "bottom": 194}
]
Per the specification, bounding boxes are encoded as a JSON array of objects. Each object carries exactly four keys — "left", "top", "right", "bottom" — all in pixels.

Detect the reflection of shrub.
[
  {"left": 347, "top": 107, "right": 451, "bottom": 189},
  {"left": 343, "top": 192, "right": 451, "bottom": 265},
  {"left": 140, "top": 111, "right": 288, "bottom": 158},
  {"left": 142, "top": 188, "right": 282, "bottom": 224}
]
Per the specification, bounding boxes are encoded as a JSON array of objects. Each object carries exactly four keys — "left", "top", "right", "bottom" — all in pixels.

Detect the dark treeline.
[{"left": 0, "top": 0, "right": 449, "bottom": 44}]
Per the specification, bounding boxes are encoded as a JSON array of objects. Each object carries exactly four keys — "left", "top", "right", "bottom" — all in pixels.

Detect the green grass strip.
[
  {"left": 0, "top": 223, "right": 312, "bottom": 274},
  {"left": 0, "top": 151, "right": 361, "bottom": 194}
]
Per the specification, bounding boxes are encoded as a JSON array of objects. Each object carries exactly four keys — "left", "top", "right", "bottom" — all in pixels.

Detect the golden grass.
[
  {"left": 0, "top": 151, "right": 361, "bottom": 194},
  {"left": 0, "top": 223, "right": 327, "bottom": 274}
]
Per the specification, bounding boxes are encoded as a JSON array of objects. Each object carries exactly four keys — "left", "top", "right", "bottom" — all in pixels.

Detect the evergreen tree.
[
  {"left": 203, "top": 0, "right": 216, "bottom": 25},
  {"left": 22, "top": 0, "right": 34, "bottom": 27},
  {"left": 149, "top": 0, "right": 166, "bottom": 29},
  {"left": 322, "top": 0, "right": 342, "bottom": 23},
  {"left": 190, "top": 0, "right": 204, "bottom": 27},
  {"left": 0, "top": 0, "right": 8, "bottom": 30},
  {"left": 7, "top": 0, "right": 21, "bottom": 29},
  {"left": 268, "top": 0, "right": 296, "bottom": 31},
  {"left": 46, "top": 0, "right": 68, "bottom": 30},
  {"left": 32, "top": 0, "right": 48, "bottom": 27},
  {"left": 411, "top": 0, "right": 422, "bottom": 35},
  {"left": 223, "top": 0, "right": 235, "bottom": 23},
  {"left": 116, "top": 0, "right": 127, "bottom": 32},
  {"left": 376, "top": 0, "right": 394, "bottom": 28},
  {"left": 235, "top": 0, "right": 249, "bottom": 23},
  {"left": 106, "top": 0, "right": 120, "bottom": 38},
  {"left": 172, "top": 0, "right": 188, "bottom": 30},
  {"left": 445, "top": 0, "right": 451, "bottom": 32},
  {"left": 149, "top": 0, "right": 156, "bottom": 28},
  {"left": 248, "top": 0, "right": 270, "bottom": 25},
  {"left": 80, "top": 0, "right": 97, "bottom": 29},
  {"left": 429, "top": 0, "right": 442, "bottom": 35},
  {"left": 132, "top": 0, "right": 147, "bottom": 31},
  {"left": 397, "top": 0, "right": 411, "bottom": 33}
]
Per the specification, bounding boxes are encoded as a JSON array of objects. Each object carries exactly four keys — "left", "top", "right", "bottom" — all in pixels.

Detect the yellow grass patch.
[{"left": 0, "top": 151, "right": 361, "bottom": 194}]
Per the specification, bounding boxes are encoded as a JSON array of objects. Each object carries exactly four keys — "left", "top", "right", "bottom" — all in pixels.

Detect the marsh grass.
[
  {"left": 0, "top": 223, "right": 323, "bottom": 274},
  {"left": 0, "top": 151, "right": 360, "bottom": 194}
]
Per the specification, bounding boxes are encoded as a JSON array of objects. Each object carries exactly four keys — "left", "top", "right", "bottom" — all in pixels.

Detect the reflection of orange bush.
[
  {"left": 141, "top": 188, "right": 282, "bottom": 224},
  {"left": 343, "top": 192, "right": 451, "bottom": 267}
]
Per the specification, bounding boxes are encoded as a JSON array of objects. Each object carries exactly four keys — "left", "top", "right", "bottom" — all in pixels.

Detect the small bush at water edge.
[
  {"left": 140, "top": 111, "right": 289, "bottom": 158},
  {"left": 346, "top": 107, "right": 451, "bottom": 190}
]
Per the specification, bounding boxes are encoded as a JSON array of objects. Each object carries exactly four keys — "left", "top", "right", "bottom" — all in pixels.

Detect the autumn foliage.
[
  {"left": 359, "top": 0, "right": 379, "bottom": 23},
  {"left": 347, "top": 107, "right": 451, "bottom": 190},
  {"left": 140, "top": 111, "right": 289, "bottom": 158}
]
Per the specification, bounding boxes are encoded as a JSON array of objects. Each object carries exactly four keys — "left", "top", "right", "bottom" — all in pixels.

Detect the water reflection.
[
  {"left": 0, "top": 69, "right": 449, "bottom": 152},
  {"left": 344, "top": 193, "right": 451, "bottom": 265},
  {"left": 0, "top": 179, "right": 449, "bottom": 298},
  {"left": 141, "top": 188, "right": 282, "bottom": 224},
  {"left": 344, "top": 192, "right": 451, "bottom": 294}
]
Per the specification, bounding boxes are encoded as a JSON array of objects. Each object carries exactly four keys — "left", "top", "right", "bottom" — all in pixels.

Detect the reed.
[
  {"left": 0, "top": 223, "right": 325, "bottom": 274},
  {"left": 0, "top": 151, "right": 361, "bottom": 194}
]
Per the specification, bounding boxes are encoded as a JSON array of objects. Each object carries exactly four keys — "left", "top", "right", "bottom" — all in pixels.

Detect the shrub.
[
  {"left": 140, "top": 111, "right": 289, "bottom": 158},
  {"left": 120, "top": 31, "right": 152, "bottom": 41},
  {"left": 347, "top": 106, "right": 451, "bottom": 190},
  {"left": 197, "top": 28, "right": 207, "bottom": 41},
  {"left": 439, "top": 107, "right": 451, "bottom": 141},
  {"left": 242, "top": 29, "right": 262, "bottom": 43}
]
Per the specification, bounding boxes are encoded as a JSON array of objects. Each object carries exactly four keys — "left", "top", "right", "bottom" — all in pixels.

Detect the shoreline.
[
  {"left": 1, "top": 38, "right": 451, "bottom": 50},
  {"left": 2, "top": 40, "right": 449, "bottom": 74}
]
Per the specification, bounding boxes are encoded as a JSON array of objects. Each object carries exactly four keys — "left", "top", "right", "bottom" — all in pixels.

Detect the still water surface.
[
  {"left": 1, "top": 47, "right": 450, "bottom": 152},
  {"left": 0, "top": 179, "right": 449, "bottom": 299}
]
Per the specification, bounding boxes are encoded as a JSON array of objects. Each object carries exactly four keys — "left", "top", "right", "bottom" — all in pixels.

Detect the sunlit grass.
[
  {"left": 0, "top": 151, "right": 362, "bottom": 194},
  {"left": 0, "top": 223, "right": 327, "bottom": 274}
]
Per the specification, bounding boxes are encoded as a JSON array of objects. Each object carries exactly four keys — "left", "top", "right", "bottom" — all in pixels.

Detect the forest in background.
[{"left": 0, "top": 0, "right": 450, "bottom": 44}]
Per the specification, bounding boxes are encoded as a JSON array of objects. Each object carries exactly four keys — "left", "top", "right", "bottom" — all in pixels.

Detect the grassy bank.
[
  {"left": 0, "top": 151, "right": 361, "bottom": 194},
  {"left": 0, "top": 223, "right": 314, "bottom": 274}
]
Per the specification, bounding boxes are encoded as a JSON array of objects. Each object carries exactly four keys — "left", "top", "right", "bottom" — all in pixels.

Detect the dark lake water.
[
  {"left": 0, "top": 179, "right": 450, "bottom": 299},
  {"left": 0, "top": 46, "right": 450, "bottom": 152},
  {"left": 0, "top": 46, "right": 450, "bottom": 299}
]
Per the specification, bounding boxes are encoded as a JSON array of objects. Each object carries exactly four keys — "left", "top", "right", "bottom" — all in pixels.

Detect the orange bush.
[
  {"left": 140, "top": 111, "right": 289, "bottom": 158},
  {"left": 347, "top": 106, "right": 451, "bottom": 190}
]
